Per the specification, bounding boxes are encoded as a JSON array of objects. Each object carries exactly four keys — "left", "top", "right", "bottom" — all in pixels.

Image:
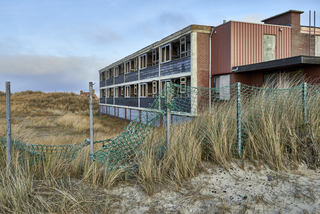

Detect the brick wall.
[
  {"left": 197, "top": 33, "right": 210, "bottom": 88},
  {"left": 263, "top": 11, "right": 315, "bottom": 56}
]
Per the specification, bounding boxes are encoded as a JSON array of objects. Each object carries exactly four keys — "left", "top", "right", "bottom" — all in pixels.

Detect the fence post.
[
  {"left": 302, "top": 82, "right": 308, "bottom": 123},
  {"left": 89, "top": 82, "right": 94, "bottom": 165},
  {"left": 166, "top": 82, "right": 171, "bottom": 152},
  {"left": 6, "top": 82, "right": 12, "bottom": 169},
  {"left": 236, "top": 82, "right": 242, "bottom": 156}
]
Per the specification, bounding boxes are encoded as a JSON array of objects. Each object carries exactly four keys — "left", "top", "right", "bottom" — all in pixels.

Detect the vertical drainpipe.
[{"left": 209, "top": 27, "right": 214, "bottom": 108}]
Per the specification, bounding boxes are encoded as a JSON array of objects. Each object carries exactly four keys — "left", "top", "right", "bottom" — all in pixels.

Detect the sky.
[{"left": 1, "top": 0, "right": 319, "bottom": 96}]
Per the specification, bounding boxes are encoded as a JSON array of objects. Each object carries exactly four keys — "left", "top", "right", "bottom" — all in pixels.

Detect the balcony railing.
[
  {"left": 140, "top": 66, "right": 159, "bottom": 80},
  {"left": 161, "top": 56, "right": 191, "bottom": 76},
  {"left": 115, "top": 75, "right": 124, "bottom": 84},
  {"left": 106, "top": 98, "right": 114, "bottom": 105},
  {"left": 106, "top": 78, "right": 113, "bottom": 86},
  {"left": 100, "top": 97, "right": 106, "bottom": 104},
  {"left": 100, "top": 80, "right": 106, "bottom": 87},
  {"left": 125, "top": 71, "right": 138, "bottom": 83}
]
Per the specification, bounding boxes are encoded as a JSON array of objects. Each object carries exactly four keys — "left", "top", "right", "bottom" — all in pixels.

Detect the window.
[
  {"left": 106, "top": 70, "right": 110, "bottom": 79},
  {"left": 130, "top": 58, "right": 138, "bottom": 72},
  {"left": 110, "top": 88, "right": 114, "bottom": 98},
  {"left": 101, "top": 89, "right": 105, "bottom": 97},
  {"left": 161, "top": 44, "right": 171, "bottom": 63},
  {"left": 120, "top": 86, "right": 124, "bottom": 97},
  {"left": 115, "top": 87, "right": 119, "bottom": 98},
  {"left": 214, "top": 75, "right": 230, "bottom": 100},
  {"left": 124, "top": 61, "right": 130, "bottom": 74},
  {"left": 134, "top": 84, "right": 138, "bottom": 97},
  {"left": 152, "top": 49, "right": 159, "bottom": 66},
  {"left": 106, "top": 88, "right": 110, "bottom": 98},
  {"left": 125, "top": 86, "right": 130, "bottom": 98},
  {"left": 180, "top": 77, "right": 186, "bottom": 94},
  {"left": 263, "top": 35, "right": 276, "bottom": 62},
  {"left": 140, "top": 83, "right": 147, "bottom": 97},
  {"left": 100, "top": 72, "right": 105, "bottom": 81},
  {"left": 140, "top": 54, "right": 147, "bottom": 69},
  {"left": 152, "top": 81, "right": 158, "bottom": 96},
  {"left": 119, "top": 64, "right": 124, "bottom": 75},
  {"left": 180, "top": 36, "right": 190, "bottom": 58},
  {"left": 114, "top": 66, "right": 119, "bottom": 77}
]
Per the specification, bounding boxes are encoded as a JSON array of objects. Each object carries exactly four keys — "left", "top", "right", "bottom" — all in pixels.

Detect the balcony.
[
  {"left": 100, "top": 97, "right": 106, "bottom": 104},
  {"left": 106, "top": 98, "right": 114, "bottom": 105},
  {"left": 115, "top": 97, "right": 125, "bottom": 106},
  {"left": 125, "top": 71, "right": 138, "bottom": 83},
  {"left": 100, "top": 80, "right": 105, "bottom": 87},
  {"left": 106, "top": 78, "right": 113, "bottom": 86},
  {"left": 140, "top": 66, "right": 159, "bottom": 80},
  {"left": 115, "top": 75, "right": 124, "bottom": 84},
  {"left": 160, "top": 56, "right": 191, "bottom": 76},
  {"left": 140, "top": 98, "right": 157, "bottom": 108},
  {"left": 124, "top": 98, "right": 139, "bottom": 107}
]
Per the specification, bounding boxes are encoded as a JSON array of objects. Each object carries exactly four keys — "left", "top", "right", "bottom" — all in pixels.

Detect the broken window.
[
  {"left": 152, "top": 81, "right": 158, "bottom": 97},
  {"left": 152, "top": 49, "right": 159, "bottom": 66},
  {"left": 140, "top": 83, "right": 147, "bottom": 97},
  {"left": 106, "top": 89, "right": 110, "bottom": 98},
  {"left": 119, "top": 64, "right": 124, "bottom": 75},
  {"left": 161, "top": 44, "right": 171, "bottom": 63},
  {"left": 130, "top": 58, "right": 138, "bottom": 72},
  {"left": 114, "top": 66, "right": 119, "bottom": 77},
  {"left": 124, "top": 61, "right": 130, "bottom": 74},
  {"left": 110, "top": 88, "right": 114, "bottom": 98},
  {"left": 140, "top": 54, "right": 147, "bottom": 69},
  {"left": 106, "top": 70, "right": 110, "bottom": 79},
  {"left": 134, "top": 84, "right": 138, "bottom": 97},
  {"left": 115, "top": 87, "right": 119, "bottom": 98},
  {"left": 100, "top": 72, "right": 105, "bottom": 81},
  {"left": 171, "top": 41, "right": 180, "bottom": 60},
  {"left": 180, "top": 77, "right": 186, "bottom": 94},
  {"left": 101, "top": 89, "right": 105, "bottom": 97},
  {"left": 125, "top": 86, "right": 130, "bottom": 98},
  {"left": 120, "top": 86, "right": 124, "bottom": 97},
  {"left": 180, "top": 36, "right": 191, "bottom": 58}
]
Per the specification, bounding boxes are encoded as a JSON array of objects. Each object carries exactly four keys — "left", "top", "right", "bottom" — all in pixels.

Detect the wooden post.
[
  {"left": 89, "top": 82, "right": 94, "bottom": 165},
  {"left": 6, "top": 82, "right": 12, "bottom": 169}
]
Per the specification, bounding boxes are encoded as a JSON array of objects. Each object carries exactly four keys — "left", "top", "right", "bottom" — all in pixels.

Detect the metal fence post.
[
  {"left": 89, "top": 82, "right": 94, "bottom": 165},
  {"left": 302, "top": 82, "right": 308, "bottom": 123},
  {"left": 236, "top": 82, "right": 242, "bottom": 156},
  {"left": 6, "top": 82, "right": 12, "bottom": 169},
  {"left": 166, "top": 82, "right": 171, "bottom": 152}
]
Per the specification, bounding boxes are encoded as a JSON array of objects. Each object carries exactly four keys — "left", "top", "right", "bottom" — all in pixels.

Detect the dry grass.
[{"left": 1, "top": 78, "right": 320, "bottom": 212}]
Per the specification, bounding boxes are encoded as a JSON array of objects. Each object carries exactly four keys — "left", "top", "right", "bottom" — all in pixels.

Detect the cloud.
[
  {"left": 157, "top": 12, "right": 194, "bottom": 30},
  {"left": 81, "top": 24, "right": 123, "bottom": 45},
  {"left": 0, "top": 54, "right": 107, "bottom": 93}
]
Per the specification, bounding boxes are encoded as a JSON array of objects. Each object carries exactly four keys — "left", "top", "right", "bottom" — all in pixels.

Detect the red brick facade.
[
  {"left": 263, "top": 10, "right": 316, "bottom": 57},
  {"left": 197, "top": 32, "right": 210, "bottom": 88}
]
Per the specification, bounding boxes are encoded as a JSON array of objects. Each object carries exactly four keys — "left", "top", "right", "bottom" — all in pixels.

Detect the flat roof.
[
  {"left": 232, "top": 55, "right": 320, "bottom": 73},
  {"left": 262, "top": 10, "right": 304, "bottom": 22}
]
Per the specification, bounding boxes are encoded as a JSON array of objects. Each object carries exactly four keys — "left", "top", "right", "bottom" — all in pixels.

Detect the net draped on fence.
[{"left": 1, "top": 82, "right": 320, "bottom": 170}]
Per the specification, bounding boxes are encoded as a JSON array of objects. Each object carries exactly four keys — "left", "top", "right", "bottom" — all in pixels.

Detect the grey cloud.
[
  {"left": 82, "top": 24, "right": 123, "bottom": 45},
  {"left": 0, "top": 54, "right": 107, "bottom": 93}
]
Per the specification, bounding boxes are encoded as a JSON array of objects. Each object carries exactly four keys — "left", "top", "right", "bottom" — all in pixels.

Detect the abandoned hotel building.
[{"left": 99, "top": 10, "right": 320, "bottom": 121}]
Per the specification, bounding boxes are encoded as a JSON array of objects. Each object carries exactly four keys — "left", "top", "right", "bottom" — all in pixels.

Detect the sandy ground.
[{"left": 104, "top": 162, "right": 320, "bottom": 213}]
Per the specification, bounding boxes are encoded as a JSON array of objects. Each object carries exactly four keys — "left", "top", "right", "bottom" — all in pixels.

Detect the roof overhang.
[
  {"left": 261, "top": 10, "right": 304, "bottom": 22},
  {"left": 232, "top": 55, "right": 320, "bottom": 73}
]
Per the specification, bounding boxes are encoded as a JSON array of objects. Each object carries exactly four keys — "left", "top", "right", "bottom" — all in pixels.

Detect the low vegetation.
[{"left": 0, "top": 78, "right": 319, "bottom": 212}]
